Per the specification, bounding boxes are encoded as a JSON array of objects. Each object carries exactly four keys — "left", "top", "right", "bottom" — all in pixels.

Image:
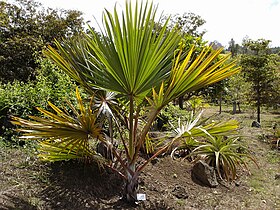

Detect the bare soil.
[{"left": 0, "top": 107, "right": 279, "bottom": 210}]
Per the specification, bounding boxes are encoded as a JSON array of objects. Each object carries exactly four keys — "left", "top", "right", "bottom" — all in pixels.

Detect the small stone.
[
  {"left": 173, "top": 173, "right": 178, "bottom": 178},
  {"left": 172, "top": 185, "right": 188, "bottom": 199},
  {"left": 234, "top": 180, "right": 241, "bottom": 186},
  {"left": 151, "top": 158, "right": 159, "bottom": 165},
  {"left": 191, "top": 160, "right": 218, "bottom": 187},
  {"left": 252, "top": 121, "right": 261, "bottom": 128},
  {"left": 262, "top": 200, "right": 266, "bottom": 204}
]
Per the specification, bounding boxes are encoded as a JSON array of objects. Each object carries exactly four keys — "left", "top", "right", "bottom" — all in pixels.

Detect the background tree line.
[
  {"left": 0, "top": 0, "right": 84, "bottom": 82},
  {"left": 226, "top": 38, "right": 280, "bottom": 123},
  {"left": 0, "top": 0, "right": 83, "bottom": 141}
]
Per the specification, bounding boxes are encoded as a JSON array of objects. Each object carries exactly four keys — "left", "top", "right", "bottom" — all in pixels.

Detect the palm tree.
[{"left": 12, "top": 1, "right": 240, "bottom": 203}]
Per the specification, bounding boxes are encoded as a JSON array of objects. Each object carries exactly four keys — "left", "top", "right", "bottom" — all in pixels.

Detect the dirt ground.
[{"left": 0, "top": 108, "right": 279, "bottom": 210}]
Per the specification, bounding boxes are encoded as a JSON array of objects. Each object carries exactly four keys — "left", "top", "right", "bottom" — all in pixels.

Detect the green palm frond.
[
  {"left": 11, "top": 87, "right": 103, "bottom": 161},
  {"left": 44, "top": 37, "right": 96, "bottom": 95},
  {"left": 171, "top": 110, "right": 239, "bottom": 140},
  {"left": 186, "top": 119, "right": 239, "bottom": 138},
  {"left": 45, "top": 1, "right": 181, "bottom": 101}
]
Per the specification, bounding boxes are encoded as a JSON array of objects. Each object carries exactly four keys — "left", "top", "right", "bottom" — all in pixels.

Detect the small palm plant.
[
  {"left": 189, "top": 135, "right": 257, "bottom": 181},
  {"left": 12, "top": 1, "right": 240, "bottom": 203},
  {"left": 170, "top": 110, "right": 240, "bottom": 159}
]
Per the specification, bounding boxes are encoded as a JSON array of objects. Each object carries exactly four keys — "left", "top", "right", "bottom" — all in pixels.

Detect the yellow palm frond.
[
  {"left": 11, "top": 87, "right": 103, "bottom": 161},
  {"left": 150, "top": 46, "right": 240, "bottom": 108}
]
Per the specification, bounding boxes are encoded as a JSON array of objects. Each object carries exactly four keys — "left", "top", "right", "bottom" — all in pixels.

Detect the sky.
[{"left": 34, "top": 0, "right": 280, "bottom": 47}]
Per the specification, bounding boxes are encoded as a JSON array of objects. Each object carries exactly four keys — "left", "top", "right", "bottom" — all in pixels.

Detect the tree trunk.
[
  {"left": 122, "top": 162, "right": 139, "bottom": 203},
  {"left": 124, "top": 173, "right": 138, "bottom": 203},
  {"left": 237, "top": 101, "right": 241, "bottom": 113},
  {"left": 219, "top": 93, "right": 222, "bottom": 114},
  {"left": 179, "top": 96, "right": 184, "bottom": 109},
  {"left": 257, "top": 87, "right": 261, "bottom": 123},
  {"left": 232, "top": 101, "right": 237, "bottom": 114}
]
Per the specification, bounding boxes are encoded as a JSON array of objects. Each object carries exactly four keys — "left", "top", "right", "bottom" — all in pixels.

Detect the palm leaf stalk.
[{"left": 13, "top": 1, "right": 241, "bottom": 203}]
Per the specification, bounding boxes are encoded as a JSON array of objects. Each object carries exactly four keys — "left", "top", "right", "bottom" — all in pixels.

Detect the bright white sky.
[{"left": 35, "top": 0, "right": 280, "bottom": 47}]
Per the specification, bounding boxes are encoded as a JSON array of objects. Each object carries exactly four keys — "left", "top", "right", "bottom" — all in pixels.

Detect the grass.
[{"left": 266, "top": 150, "right": 280, "bottom": 164}]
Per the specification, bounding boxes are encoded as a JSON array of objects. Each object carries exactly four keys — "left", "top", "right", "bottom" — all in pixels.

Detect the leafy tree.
[
  {"left": 165, "top": 12, "right": 206, "bottom": 37},
  {"left": 267, "top": 54, "right": 280, "bottom": 109},
  {"left": 226, "top": 71, "right": 250, "bottom": 113},
  {"left": 0, "top": 0, "right": 84, "bottom": 82},
  {"left": 241, "top": 38, "right": 278, "bottom": 123},
  {"left": 228, "top": 38, "right": 239, "bottom": 57},
  {"left": 12, "top": 1, "right": 240, "bottom": 203}
]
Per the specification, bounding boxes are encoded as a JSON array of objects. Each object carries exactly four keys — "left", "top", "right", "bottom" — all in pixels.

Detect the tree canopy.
[
  {"left": 241, "top": 38, "right": 279, "bottom": 122},
  {"left": 0, "top": 0, "right": 84, "bottom": 82}
]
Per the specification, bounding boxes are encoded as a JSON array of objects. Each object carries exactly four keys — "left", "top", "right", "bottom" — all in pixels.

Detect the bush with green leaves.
[
  {"left": 157, "top": 103, "right": 192, "bottom": 131},
  {"left": 0, "top": 58, "right": 76, "bottom": 143}
]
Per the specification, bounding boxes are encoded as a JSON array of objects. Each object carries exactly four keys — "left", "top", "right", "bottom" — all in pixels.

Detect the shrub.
[
  {"left": 185, "top": 96, "right": 210, "bottom": 114},
  {"left": 158, "top": 103, "right": 192, "bottom": 131},
  {"left": 0, "top": 58, "right": 76, "bottom": 143}
]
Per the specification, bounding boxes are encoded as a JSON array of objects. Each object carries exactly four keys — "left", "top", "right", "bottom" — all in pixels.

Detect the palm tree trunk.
[
  {"left": 124, "top": 165, "right": 138, "bottom": 203},
  {"left": 128, "top": 95, "right": 135, "bottom": 158}
]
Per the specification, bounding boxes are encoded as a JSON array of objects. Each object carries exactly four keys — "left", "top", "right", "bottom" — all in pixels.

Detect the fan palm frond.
[{"left": 11, "top": 87, "right": 104, "bottom": 161}]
